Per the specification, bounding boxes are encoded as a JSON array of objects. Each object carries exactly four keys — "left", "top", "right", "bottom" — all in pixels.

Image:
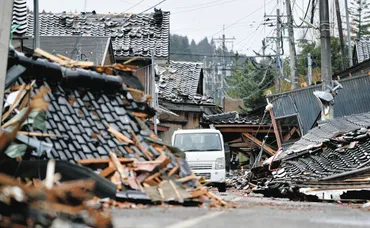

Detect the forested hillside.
[{"left": 170, "top": 34, "right": 235, "bottom": 62}]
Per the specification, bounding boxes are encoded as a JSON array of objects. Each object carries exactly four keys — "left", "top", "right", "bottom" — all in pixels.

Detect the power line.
[
  {"left": 174, "top": 0, "right": 276, "bottom": 54},
  {"left": 171, "top": 0, "right": 235, "bottom": 10},
  {"left": 172, "top": 0, "right": 240, "bottom": 14},
  {"left": 123, "top": 0, "right": 146, "bottom": 13},
  {"left": 137, "top": 0, "right": 167, "bottom": 14},
  {"left": 224, "top": 77, "right": 275, "bottom": 101},
  {"left": 292, "top": 0, "right": 311, "bottom": 27},
  {"left": 235, "top": 2, "right": 278, "bottom": 52}
]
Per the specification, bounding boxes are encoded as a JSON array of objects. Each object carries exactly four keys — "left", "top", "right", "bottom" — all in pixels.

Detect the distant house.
[
  {"left": 11, "top": 2, "right": 170, "bottom": 94},
  {"left": 156, "top": 61, "right": 217, "bottom": 143}
]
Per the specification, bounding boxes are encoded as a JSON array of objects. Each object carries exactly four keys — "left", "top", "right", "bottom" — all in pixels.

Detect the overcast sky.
[{"left": 27, "top": 0, "right": 346, "bottom": 56}]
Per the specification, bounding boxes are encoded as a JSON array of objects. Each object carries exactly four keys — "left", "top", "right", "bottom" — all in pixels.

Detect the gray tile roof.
[
  {"left": 12, "top": 0, "right": 28, "bottom": 35},
  {"left": 23, "top": 36, "right": 113, "bottom": 65},
  {"left": 20, "top": 9, "right": 169, "bottom": 59},
  {"left": 203, "top": 111, "right": 271, "bottom": 125},
  {"left": 355, "top": 39, "right": 370, "bottom": 63},
  {"left": 157, "top": 61, "right": 214, "bottom": 105},
  {"left": 278, "top": 112, "right": 370, "bottom": 160}
]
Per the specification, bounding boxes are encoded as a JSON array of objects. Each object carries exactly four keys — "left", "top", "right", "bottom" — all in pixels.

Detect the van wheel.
[{"left": 217, "top": 183, "right": 226, "bottom": 192}]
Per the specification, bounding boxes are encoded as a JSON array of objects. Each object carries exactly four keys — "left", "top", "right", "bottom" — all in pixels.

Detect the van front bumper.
[{"left": 192, "top": 169, "right": 226, "bottom": 183}]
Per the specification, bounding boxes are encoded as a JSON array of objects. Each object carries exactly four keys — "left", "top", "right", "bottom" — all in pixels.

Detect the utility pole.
[
  {"left": 0, "top": 0, "right": 13, "bottom": 117},
  {"left": 275, "top": 7, "right": 281, "bottom": 93},
  {"left": 285, "top": 0, "right": 298, "bottom": 90},
  {"left": 151, "top": 50, "right": 158, "bottom": 134},
  {"left": 335, "top": 0, "right": 346, "bottom": 70},
  {"left": 33, "top": 0, "right": 40, "bottom": 49},
  {"left": 319, "top": 0, "right": 333, "bottom": 118},
  {"left": 344, "top": 0, "right": 353, "bottom": 67},
  {"left": 213, "top": 26, "right": 235, "bottom": 110},
  {"left": 308, "top": 53, "right": 312, "bottom": 85}
]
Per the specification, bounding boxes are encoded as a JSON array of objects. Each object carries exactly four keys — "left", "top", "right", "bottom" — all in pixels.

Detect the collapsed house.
[
  {"left": 252, "top": 112, "right": 370, "bottom": 201},
  {"left": 0, "top": 46, "right": 231, "bottom": 225}
]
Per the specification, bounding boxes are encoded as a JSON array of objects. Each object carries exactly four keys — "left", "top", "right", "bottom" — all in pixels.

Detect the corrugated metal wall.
[{"left": 267, "top": 76, "right": 370, "bottom": 134}]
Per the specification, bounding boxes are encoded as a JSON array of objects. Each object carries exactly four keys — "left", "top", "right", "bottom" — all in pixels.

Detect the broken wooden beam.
[{"left": 242, "top": 133, "right": 276, "bottom": 156}]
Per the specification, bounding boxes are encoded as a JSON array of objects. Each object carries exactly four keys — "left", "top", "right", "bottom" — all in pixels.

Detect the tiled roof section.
[
  {"left": 203, "top": 111, "right": 271, "bottom": 125},
  {"left": 25, "top": 10, "right": 169, "bottom": 58},
  {"left": 8, "top": 49, "right": 158, "bottom": 163},
  {"left": 355, "top": 39, "right": 370, "bottom": 63},
  {"left": 23, "top": 36, "right": 112, "bottom": 65},
  {"left": 157, "top": 61, "right": 214, "bottom": 104},
  {"left": 278, "top": 112, "right": 370, "bottom": 159},
  {"left": 12, "top": 0, "right": 28, "bottom": 35}
]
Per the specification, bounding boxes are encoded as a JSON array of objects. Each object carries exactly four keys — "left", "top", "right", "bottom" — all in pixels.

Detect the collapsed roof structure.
[{"left": 252, "top": 112, "right": 370, "bottom": 201}]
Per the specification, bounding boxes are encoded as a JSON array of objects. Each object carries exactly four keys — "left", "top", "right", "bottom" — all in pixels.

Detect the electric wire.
[
  {"left": 123, "top": 0, "right": 146, "bottom": 13},
  {"left": 292, "top": 0, "right": 311, "bottom": 28},
  {"left": 137, "top": 0, "right": 167, "bottom": 14},
  {"left": 174, "top": 0, "right": 276, "bottom": 54},
  {"left": 172, "top": 0, "right": 241, "bottom": 14},
  {"left": 171, "top": 0, "right": 230, "bottom": 9}
]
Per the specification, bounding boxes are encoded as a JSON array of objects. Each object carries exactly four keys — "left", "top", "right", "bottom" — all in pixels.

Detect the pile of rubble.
[
  {"left": 252, "top": 113, "right": 370, "bottom": 201},
  {"left": 225, "top": 171, "right": 251, "bottom": 190},
  {"left": 0, "top": 46, "right": 231, "bottom": 225},
  {"left": 0, "top": 87, "right": 111, "bottom": 227}
]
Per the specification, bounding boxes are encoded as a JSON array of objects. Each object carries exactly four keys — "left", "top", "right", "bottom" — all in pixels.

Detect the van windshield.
[{"left": 174, "top": 133, "right": 222, "bottom": 152}]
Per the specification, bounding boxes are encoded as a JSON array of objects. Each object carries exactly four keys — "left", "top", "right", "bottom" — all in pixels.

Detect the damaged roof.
[
  {"left": 13, "top": 3, "right": 169, "bottom": 59},
  {"left": 157, "top": 61, "right": 214, "bottom": 105},
  {"left": 203, "top": 111, "right": 270, "bottom": 125},
  {"left": 277, "top": 112, "right": 370, "bottom": 160},
  {"left": 355, "top": 39, "right": 370, "bottom": 64},
  {"left": 7, "top": 48, "right": 159, "bottom": 163},
  {"left": 23, "top": 36, "right": 114, "bottom": 65}
]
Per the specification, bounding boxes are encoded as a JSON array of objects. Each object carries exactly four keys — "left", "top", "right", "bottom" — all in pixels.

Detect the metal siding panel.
[
  {"left": 267, "top": 76, "right": 370, "bottom": 134},
  {"left": 334, "top": 76, "right": 370, "bottom": 117}
]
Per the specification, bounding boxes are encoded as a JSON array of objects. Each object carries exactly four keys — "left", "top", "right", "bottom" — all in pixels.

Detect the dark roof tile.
[
  {"left": 22, "top": 10, "right": 169, "bottom": 58},
  {"left": 157, "top": 61, "right": 214, "bottom": 105}
]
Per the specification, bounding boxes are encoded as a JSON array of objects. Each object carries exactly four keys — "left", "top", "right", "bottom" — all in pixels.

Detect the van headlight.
[{"left": 215, "top": 157, "right": 225, "bottom": 170}]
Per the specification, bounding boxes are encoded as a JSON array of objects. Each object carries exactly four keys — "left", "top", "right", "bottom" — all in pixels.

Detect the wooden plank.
[
  {"left": 283, "top": 127, "right": 298, "bottom": 141},
  {"left": 35, "top": 48, "right": 65, "bottom": 64},
  {"left": 242, "top": 133, "right": 276, "bottom": 156},
  {"left": 176, "top": 174, "right": 197, "bottom": 183},
  {"left": 77, "top": 157, "right": 134, "bottom": 165},
  {"left": 168, "top": 166, "right": 179, "bottom": 177},
  {"left": 190, "top": 188, "right": 208, "bottom": 198},
  {"left": 99, "top": 165, "right": 116, "bottom": 178},
  {"left": 2, "top": 83, "right": 27, "bottom": 121},
  {"left": 17, "top": 131, "right": 58, "bottom": 137},
  {"left": 169, "top": 180, "right": 183, "bottom": 202},
  {"left": 229, "top": 142, "right": 256, "bottom": 148},
  {"left": 144, "top": 172, "right": 161, "bottom": 186},
  {"left": 131, "top": 112, "right": 149, "bottom": 118},
  {"left": 106, "top": 124, "right": 134, "bottom": 144},
  {"left": 109, "top": 152, "right": 128, "bottom": 182}
]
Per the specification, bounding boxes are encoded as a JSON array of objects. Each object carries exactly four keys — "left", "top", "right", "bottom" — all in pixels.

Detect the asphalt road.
[{"left": 112, "top": 191, "right": 370, "bottom": 228}]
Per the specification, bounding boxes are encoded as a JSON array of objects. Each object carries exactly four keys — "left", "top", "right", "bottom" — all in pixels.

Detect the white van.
[{"left": 171, "top": 129, "right": 226, "bottom": 192}]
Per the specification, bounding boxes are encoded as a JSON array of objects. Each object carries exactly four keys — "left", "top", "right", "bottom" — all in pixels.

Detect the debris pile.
[
  {"left": 252, "top": 113, "right": 370, "bottom": 201},
  {"left": 0, "top": 172, "right": 112, "bottom": 227},
  {"left": 0, "top": 87, "right": 112, "bottom": 226},
  {"left": 225, "top": 171, "right": 251, "bottom": 190},
  {"left": 3, "top": 47, "right": 231, "bottom": 209}
]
